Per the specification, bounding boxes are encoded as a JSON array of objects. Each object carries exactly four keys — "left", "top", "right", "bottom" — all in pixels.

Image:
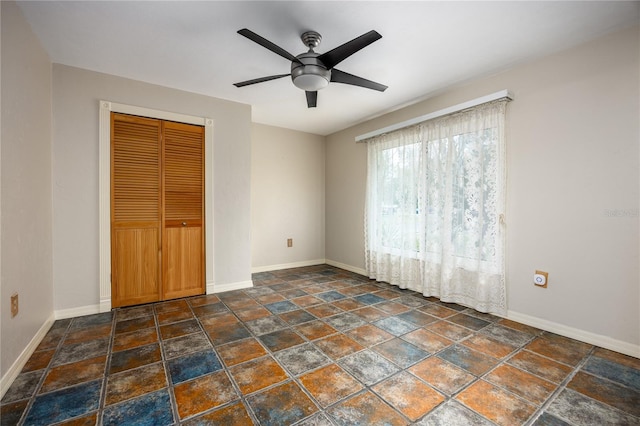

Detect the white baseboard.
[
  {"left": 507, "top": 310, "right": 640, "bottom": 359},
  {"left": 55, "top": 304, "right": 102, "bottom": 320},
  {"left": 325, "top": 259, "right": 367, "bottom": 276},
  {"left": 0, "top": 313, "right": 55, "bottom": 399},
  {"left": 212, "top": 280, "right": 253, "bottom": 293},
  {"left": 99, "top": 298, "right": 111, "bottom": 313},
  {"left": 251, "top": 259, "right": 327, "bottom": 274}
]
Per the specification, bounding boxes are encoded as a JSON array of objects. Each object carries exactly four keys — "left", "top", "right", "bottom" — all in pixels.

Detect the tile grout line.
[
  {"left": 22, "top": 315, "right": 112, "bottom": 425},
  {"left": 297, "top": 282, "right": 416, "bottom": 424},
  {"left": 97, "top": 309, "right": 117, "bottom": 425},
  {"left": 182, "top": 281, "right": 418, "bottom": 424},
  {"left": 246, "top": 275, "right": 566, "bottom": 425},
  {"left": 544, "top": 346, "right": 640, "bottom": 423},
  {"left": 218, "top": 286, "right": 351, "bottom": 425},
  {"left": 408, "top": 323, "right": 531, "bottom": 426},
  {"left": 156, "top": 303, "right": 183, "bottom": 426},
  {"left": 463, "top": 329, "right": 543, "bottom": 426},
  {"left": 523, "top": 345, "right": 596, "bottom": 426},
  {"left": 245, "top": 275, "right": 410, "bottom": 424},
  {"left": 267, "top": 276, "right": 482, "bottom": 424},
  {"left": 219, "top": 293, "right": 296, "bottom": 423},
  {"left": 308, "top": 295, "right": 453, "bottom": 423},
  {"left": 195, "top": 295, "right": 262, "bottom": 425},
  {"left": 418, "top": 316, "right": 607, "bottom": 426},
  {"left": 262, "top": 271, "right": 498, "bottom": 423},
  {"left": 15, "top": 320, "right": 73, "bottom": 426}
]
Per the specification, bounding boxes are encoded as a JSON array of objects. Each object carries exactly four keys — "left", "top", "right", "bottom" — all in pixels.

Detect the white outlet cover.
[{"left": 534, "top": 274, "right": 546, "bottom": 285}]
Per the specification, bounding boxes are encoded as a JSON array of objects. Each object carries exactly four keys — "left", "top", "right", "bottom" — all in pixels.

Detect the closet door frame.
[{"left": 99, "top": 101, "right": 214, "bottom": 312}]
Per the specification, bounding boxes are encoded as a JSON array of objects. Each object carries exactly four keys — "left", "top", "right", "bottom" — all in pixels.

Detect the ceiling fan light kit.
[
  {"left": 292, "top": 71, "right": 330, "bottom": 91},
  {"left": 234, "top": 28, "right": 387, "bottom": 108}
]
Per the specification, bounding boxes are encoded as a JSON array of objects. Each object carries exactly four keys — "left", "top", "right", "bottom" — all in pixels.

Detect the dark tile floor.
[{"left": 2, "top": 265, "right": 639, "bottom": 425}]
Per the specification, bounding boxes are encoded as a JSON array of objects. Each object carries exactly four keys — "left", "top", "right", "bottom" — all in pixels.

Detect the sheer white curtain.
[{"left": 364, "top": 100, "right": 507, "bottom": 314}]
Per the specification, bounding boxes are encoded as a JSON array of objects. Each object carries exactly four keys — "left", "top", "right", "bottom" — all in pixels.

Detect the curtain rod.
[{"left": 355, "top": 89, "right": 513, "bottom": 142}]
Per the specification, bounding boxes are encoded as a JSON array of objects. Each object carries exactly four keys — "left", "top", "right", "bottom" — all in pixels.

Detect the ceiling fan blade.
[
  {"left": 306, "top": 91, "right": 317, "bottom": 108},
  {"left": 238, "top": 29, "right": 303, "bottom": 64},
  {"left": 317, "top": 30, "right": 382, "bottom": 69},
  {"left": 330, "top": 69, "right": 387, "bottom": 92},
  {"left": 233, "top": 74, "right": 290, "bottom": 88}
]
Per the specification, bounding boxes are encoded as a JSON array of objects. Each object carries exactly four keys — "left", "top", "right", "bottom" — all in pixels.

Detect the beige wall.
[
  {"left": 1, "top": 1, "right": 54, "bottom": 378},
  {"left": 251, "top": 124, "right": 325, "bottom": 270},
  {"left": 326, "top": 26, "right": 639, "bottom": 350},
  {"left": 51, "top": 65, "right": 252, "bottom": 310}
]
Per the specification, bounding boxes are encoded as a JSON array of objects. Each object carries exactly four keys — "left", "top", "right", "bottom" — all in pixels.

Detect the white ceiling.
[{"left": 17, "top": 1, "right": 639, "bottom": 135}]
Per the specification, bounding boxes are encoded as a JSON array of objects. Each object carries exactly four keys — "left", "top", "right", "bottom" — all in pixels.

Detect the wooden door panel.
[
  {"left": 111, "top": 113, "right": 162, "bottom": 308},
  {"left": 112, "top": 227, "right": 160, "bottom": 307},
  {"left": 162, "top": 121, "right": 204, "bottom": 299},
  {"left": 163, "top": 226, "right": 203, "bottom": 299}
]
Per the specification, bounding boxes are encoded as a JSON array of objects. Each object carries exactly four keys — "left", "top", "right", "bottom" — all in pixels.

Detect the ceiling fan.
[{"left": 233, "top": 28, "right": 388, "bottom": 108}]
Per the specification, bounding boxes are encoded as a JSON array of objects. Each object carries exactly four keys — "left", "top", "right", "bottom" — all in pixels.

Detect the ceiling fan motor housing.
[{"left": 291, "top": 52, "right": 331, "bottom": 91}]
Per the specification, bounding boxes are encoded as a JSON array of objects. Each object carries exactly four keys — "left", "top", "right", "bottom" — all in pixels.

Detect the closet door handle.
[{"left": 181, "top": 222, "right": 187, "bottom": 227}]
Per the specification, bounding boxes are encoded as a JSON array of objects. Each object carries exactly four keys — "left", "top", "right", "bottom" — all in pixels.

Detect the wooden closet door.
[
  {"left": 111, "top": 113, "right": 162, "bottom": 308},
  {"left": 162, "top": 121, "right": 205, "bottom": 300}
]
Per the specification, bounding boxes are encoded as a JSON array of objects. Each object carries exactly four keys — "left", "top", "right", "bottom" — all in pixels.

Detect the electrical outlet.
[
  {"left": 287, "top": 238, "right": 293, "bottom": 248},
  {"left": 11, "top": 293, "right": 19, "bottom": 318},
  {"left": 534, "top": 271, "right": 548, "bottom": 288}
]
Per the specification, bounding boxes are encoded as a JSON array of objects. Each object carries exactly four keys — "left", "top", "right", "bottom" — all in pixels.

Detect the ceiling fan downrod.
[{"left": 301, "top": 31, "right": 322, "bottom": 51}]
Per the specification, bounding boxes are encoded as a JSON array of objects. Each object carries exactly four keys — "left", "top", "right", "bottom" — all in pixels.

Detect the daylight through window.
[{"left": 364, "top": 99, "right": 508, "bottom": 314}]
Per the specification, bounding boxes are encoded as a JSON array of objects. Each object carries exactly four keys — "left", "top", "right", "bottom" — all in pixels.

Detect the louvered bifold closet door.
[
  {"left": 162, "top": 121, "right": 205, "bottom": 300},
  {"left": 111, "top": 113, "right": 162, "bottom": 308}
]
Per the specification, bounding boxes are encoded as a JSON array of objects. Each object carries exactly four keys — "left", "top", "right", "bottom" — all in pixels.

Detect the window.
[
  {"left": 425, "top": 127, "right": 501, "bottom": 267},
  {"left": 365, "top": 99, "right": 508, "bottom": 314},
  {"left": 376, "top": 141, "right": 422, "bottom": 253}
]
